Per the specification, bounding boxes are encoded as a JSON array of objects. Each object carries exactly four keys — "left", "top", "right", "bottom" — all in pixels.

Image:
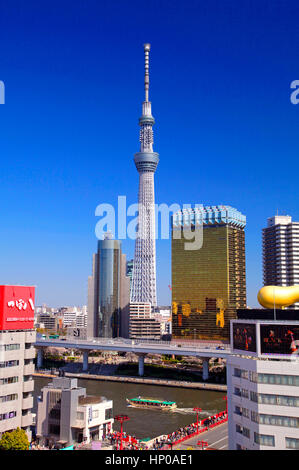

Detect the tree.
[{"left": 0, "top": 428, "right": 29, "bottom": 450}]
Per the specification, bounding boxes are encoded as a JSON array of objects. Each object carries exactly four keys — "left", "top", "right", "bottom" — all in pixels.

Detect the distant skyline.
[{"left": 0, "top": 0, "right": 299, "bottom": 307}]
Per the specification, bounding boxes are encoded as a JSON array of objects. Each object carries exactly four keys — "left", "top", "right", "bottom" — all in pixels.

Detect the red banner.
[{"left": 0, "top": 285, "right": 35, "bottom": 330}]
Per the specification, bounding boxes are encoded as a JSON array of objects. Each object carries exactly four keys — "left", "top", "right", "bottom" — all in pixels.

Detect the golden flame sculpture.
[{"left": 257, "top": 285, "right": 299, "bottom": 309}]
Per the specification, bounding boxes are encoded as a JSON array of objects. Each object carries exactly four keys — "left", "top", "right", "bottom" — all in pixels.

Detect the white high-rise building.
[
  {"left": 263, "top": 215, "right": 299, "bottom": 308},
  {"left": 130, "top": 44, "right": 159, "bottom": 307}
]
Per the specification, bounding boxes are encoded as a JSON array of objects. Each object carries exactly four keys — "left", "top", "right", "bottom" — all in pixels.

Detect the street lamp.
[
  {"left": 193, "top": 407, "right": 202, "bottom": 434},
  {"left": 114, "top": 415, "right": 130, "bottom": 450},
  {"left": 197, "top": 440, "right": 208, "bottom": 451},
  {"left": 223, "top": 395, "right": 228, "bottom": 414}
]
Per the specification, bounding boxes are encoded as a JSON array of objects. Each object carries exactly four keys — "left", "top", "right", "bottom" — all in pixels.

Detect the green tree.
[{"left": 0, "top": 427, "right": 29, "bottom": 450}]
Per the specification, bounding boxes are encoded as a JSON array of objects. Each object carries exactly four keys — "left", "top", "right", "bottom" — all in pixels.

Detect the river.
[{"left": 33, "top": 376, "right": 225, "bottom": 440}]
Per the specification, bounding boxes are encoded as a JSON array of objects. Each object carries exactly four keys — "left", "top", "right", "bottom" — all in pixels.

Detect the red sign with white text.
[{"left": 0, "top": 285, "right": 35, "bottom": 330}]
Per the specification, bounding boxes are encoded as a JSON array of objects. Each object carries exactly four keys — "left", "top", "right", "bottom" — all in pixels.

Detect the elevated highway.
[{"left": 35, "top": 337, "right": 231, "bottom": 378}]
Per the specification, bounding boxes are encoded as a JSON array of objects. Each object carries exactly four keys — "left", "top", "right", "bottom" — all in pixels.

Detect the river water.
[{"left": 33, "top": 376, "right": 225, "bottom": 440}]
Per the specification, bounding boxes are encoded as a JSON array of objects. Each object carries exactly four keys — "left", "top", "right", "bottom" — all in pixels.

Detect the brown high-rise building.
[{"left": 171, "top": 205, "right": 246, "bottom": 342}]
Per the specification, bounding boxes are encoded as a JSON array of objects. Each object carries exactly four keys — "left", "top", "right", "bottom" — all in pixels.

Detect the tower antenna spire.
[{"left": 144, "top": 43, "right": 150, "bottom": 102}]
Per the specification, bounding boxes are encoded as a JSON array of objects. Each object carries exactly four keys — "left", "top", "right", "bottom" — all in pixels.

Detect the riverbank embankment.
[{"left": 33, "top": 371, "right": 227, "bottom": 391}]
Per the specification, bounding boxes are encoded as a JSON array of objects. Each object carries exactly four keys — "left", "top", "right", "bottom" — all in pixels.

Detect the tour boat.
[{"left": 126, "top": 396, "right": 177, "bottom": 410}]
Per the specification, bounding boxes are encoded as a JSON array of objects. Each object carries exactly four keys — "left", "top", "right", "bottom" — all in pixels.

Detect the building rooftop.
[
  {"left": 78, "top": 395, "right": 107, "bottom": 405},
  {"left": 172, "top": 205, "right": 246, "bottom": 228}
]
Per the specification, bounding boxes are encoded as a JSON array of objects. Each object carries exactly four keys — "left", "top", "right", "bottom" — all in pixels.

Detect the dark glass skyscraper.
[
  {"left": 87, "top": 234, "right": 130, "bottom": 338},
  {"left": 171, "top": 205, "right": 246, "bottom": 342}
]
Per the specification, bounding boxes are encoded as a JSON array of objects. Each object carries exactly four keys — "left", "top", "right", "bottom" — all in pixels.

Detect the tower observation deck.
[{"left": 131, "top": 43, "right": 159, "bottom": 306}]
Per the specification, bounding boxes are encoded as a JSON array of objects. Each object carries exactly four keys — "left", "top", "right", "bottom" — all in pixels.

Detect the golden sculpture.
[
  {"left": 257, "top": 285, "right": 299, "bottom": 309},
  {"left": 216, "top": 310, "right": 225, "bottom": 328}
]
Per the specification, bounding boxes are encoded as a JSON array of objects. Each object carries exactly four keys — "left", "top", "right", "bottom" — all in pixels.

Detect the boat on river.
[{"left": 127, "top": 396, "right": 177, "bottom": 410}]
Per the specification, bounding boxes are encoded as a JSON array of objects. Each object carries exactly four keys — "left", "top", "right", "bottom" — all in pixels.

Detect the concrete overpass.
[{"left": 35, "top": 337, "right": 231, "bottom": 379}]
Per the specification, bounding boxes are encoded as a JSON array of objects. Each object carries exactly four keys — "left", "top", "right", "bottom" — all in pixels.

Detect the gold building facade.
[{"left": 172, "top": 206, "right": 246, "bottom": 342}]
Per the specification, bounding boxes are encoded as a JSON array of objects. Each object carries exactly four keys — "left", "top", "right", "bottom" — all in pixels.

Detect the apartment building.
[
  {"left": 129, "top": 302, "right": 161, "bottom": 340},
  {"left": 263, "top": 215, "right": 299, "bottom": 308},
  {"left": 0, "top": 285, "right": 36, "bottom": 441}
]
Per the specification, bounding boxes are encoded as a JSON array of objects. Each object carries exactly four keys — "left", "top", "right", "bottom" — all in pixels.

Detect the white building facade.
[
  {"left": 36, "top": 377, "right": 113, "bottom": 447},
  {"left": 227, "top": 319, "right": 299, "bottom": 450},
  {"left": 0, "top": 330, "right": 36, "bottom": 441}
]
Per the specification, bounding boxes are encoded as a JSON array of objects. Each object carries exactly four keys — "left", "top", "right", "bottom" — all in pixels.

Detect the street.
[{"left": 172, "top": 422, "right": 228, "bottom": 451}]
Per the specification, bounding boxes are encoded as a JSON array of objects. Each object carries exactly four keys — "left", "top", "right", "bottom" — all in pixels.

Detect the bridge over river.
[{"left": 35, "top": 336, "right": 231, "bottom": 379}]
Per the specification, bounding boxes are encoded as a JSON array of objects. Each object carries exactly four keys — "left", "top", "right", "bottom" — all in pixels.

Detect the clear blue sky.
[{"left": 0, "top": 0, "right": 298, "bottom": 307}]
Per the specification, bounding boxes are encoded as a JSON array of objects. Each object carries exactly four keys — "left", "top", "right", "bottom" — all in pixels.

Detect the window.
[
  {"left": 92, "top": 410, "right": 99, "bottom": 419},
  {"left": 254, "top": 433, "right": 275, "bottom": 447},
  {"left": 0, "top": 394, "right": 18, "bottom": 403},
  {"left": 0, "top": 360, "right": 19, "bottom": 368},
  {"left": 250, "top": 391, "right": 258, "bottom": 403},
  {"left": 234, "top": 368, "right": 248, "bottom": 380},
  {"left": 236, "top": 424, "right": 242, "bottom": 434},
  {"left": 77, "top": 411, "right": 84, "bottom": 420},
  {"left": 286, "top": 437, "right": 299, "bottom": 450},
  {"left": 249, "top": 371, "right": 258, "bottom": 383},
  {"left": 105, "top": 408, "right": 113, "bottom": 420},
  {"left": 0, "top": 411, "right": 17, "bottom": 421},
  {"left": 236, "top": 424, "right": 250, "bottom": 438}
]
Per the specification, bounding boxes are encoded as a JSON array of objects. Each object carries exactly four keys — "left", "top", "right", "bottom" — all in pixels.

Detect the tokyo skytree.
[{"left": 130, "top": 43, "right": 159, "bottom": 306}]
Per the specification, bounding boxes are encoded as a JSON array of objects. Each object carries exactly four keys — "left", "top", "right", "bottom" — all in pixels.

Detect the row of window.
[
  {"left": 0, "top": 360, "right": 19, "bottom": 368},
  {"left": 0, "top": 344, "right": 20, "bottom": 351},
  {"left": 0, "top": 375, "right": 32, "bottom": 385},
  {"left": 0, "top": 393, "right": 18, "bottom": 403},
  {"left": 251, "top": 412, "right": 299, "bottom": 428},
  {"left": 76, "top": 408, "right": 113, "bottom": 422},
  {"left": 234, "top": 390, "right": 299, "bottom": 415},
  {"left": 234, "top": 368, "right": 299, "bottom": 386},
  {"left": 250, "top": 391, "right": 299, "bottom": 407},
  {"left": 0, "top": 376, "right": 18, "bottom": 385},
  {"left": 237, "top": 434, "right": 299, "bottom": 449},
  {"left": 0, "top": 411, "right": 17, "bottom": 421}
]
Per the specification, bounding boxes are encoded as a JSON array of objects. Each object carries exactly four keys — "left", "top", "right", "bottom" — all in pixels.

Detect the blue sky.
[{"left": 0, "top": 0, "right": 298, "bottom": 307}]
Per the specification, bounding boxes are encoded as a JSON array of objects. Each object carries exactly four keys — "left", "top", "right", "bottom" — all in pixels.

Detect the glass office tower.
[
  {"left": 87, "top": 234, "right": 130, "bottom": 338},
  {"left": 171, "top": 205, "right": 246, "bottom": 342}
]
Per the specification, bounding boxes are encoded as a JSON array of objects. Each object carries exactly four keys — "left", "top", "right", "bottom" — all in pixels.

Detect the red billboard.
[{"left": 0, "top": 285, "right": 35, "bottom": 330}]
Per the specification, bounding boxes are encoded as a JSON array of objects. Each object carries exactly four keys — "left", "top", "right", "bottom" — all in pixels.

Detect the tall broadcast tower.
[{"left": 131, "top": 43, "right": 159, "bottom": 306}]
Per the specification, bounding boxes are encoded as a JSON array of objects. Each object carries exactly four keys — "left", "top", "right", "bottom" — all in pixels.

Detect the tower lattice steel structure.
[{"left": 131, "top": 44, "right": 159, "bottom": 306}]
